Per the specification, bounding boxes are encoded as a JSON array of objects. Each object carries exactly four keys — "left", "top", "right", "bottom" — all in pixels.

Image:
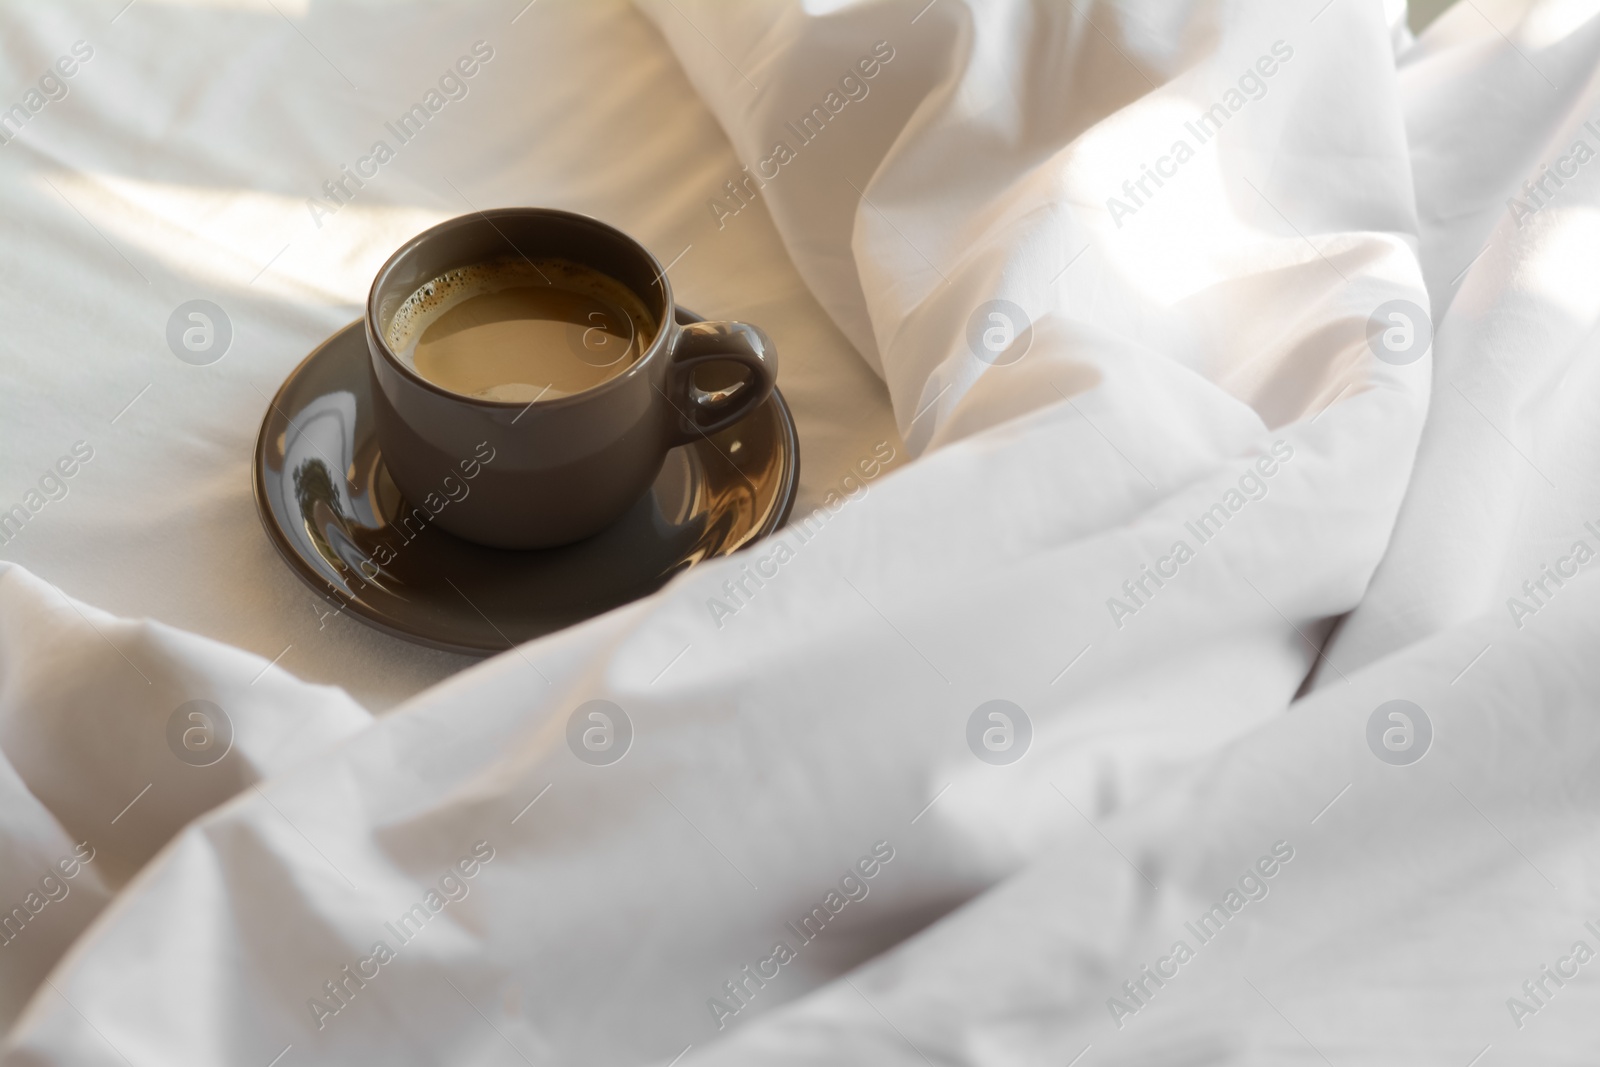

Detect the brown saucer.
[{"left": 252, "top": 309, "right": 799, "bottom": 653}]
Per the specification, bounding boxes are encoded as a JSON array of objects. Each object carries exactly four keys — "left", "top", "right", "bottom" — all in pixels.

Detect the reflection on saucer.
[{"left": 253, "top": 314, "right": 798, "bottom": 654}]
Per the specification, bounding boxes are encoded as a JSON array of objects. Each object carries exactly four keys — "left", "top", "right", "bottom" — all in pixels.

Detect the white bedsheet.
[{"left": 5, "top": 0, "right": 1600, "bottom": 1064}]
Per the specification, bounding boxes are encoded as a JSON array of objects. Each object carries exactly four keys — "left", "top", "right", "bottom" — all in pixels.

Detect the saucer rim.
[{"left": 252, "top": 313, "right": 799, "bottom": 655}]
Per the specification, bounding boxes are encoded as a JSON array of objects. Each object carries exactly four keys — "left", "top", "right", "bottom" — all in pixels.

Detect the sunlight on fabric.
[
  {"left": 41, "top": 170, "right": 445, "bottom": 304},
  {"left": 1523, "top": 0, "right": 1600, "bottom": 47},
  {"left": 141, "top": 0, "right": 309, "bottom": 12},
  {"left": 1526, "top": 204, "right": 1600, "bottom": 321},
  {"left": 1062, "top": 94, "right": 1240, "bottom": 306}
]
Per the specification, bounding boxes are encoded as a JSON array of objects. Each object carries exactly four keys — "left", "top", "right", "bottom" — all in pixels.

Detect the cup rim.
[{"left": 364, "top": 206, "right": 674, "bottom": 410}]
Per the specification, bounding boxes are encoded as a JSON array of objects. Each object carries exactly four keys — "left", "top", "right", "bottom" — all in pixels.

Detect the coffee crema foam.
[{"left": 387, "top": 257, "right": 658, "bottom": 403}]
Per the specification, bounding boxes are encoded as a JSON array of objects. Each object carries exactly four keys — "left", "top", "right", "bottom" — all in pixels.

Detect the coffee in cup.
[{"left": 386, "top": 257, "right": 658, "bottom": 403}]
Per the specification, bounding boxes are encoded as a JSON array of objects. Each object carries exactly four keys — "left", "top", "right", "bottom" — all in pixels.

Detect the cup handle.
[{"left": 663, "top": 320, "right": 778, "bottom": 444}]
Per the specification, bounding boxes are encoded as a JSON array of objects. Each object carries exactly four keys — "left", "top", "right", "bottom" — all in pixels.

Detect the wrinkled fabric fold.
[{"left": 0, "top": 564, "right": 371, "bottom": 1031}]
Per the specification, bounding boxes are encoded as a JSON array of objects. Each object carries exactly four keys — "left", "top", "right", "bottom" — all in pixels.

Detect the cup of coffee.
[{"left": 366, "top": 208, "right": 777, "bottom": 549}]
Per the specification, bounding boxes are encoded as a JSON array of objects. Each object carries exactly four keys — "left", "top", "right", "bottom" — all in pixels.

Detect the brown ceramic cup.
[{"left": 366, "top": 208, "right": 777, "bottom": 550}]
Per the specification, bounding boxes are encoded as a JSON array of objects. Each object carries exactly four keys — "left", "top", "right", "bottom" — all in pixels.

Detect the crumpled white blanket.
[{"left": 5, "top": 0, "right": 1600, "bottom": 1063}]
